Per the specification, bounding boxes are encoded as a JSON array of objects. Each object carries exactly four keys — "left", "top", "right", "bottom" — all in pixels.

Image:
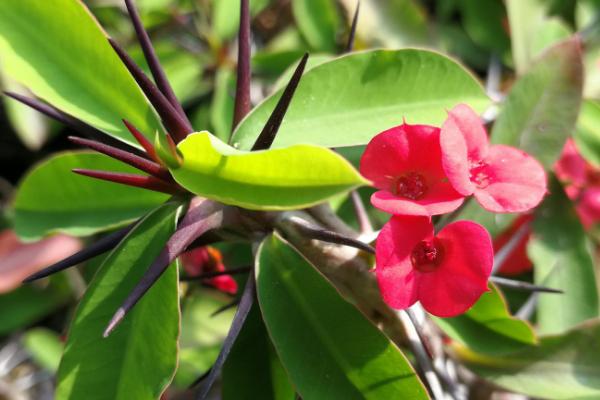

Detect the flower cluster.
[
  {"left": 361, "top": 104, "right": 547, "bottom": 317},
  {"left": 555, "top": 138, "right": 600, "bottom": 228}
]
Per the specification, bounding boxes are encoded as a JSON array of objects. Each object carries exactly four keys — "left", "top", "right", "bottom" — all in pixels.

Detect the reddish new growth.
[
  {"left": 376, "top": 216, "right": 492, "bottom": 317},
  {"left": 360, "top": 123, "right": 464, "bottom": 216}
]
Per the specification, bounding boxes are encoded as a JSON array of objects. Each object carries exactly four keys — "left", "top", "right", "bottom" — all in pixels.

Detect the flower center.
[
  {"left": 395, "top": 172, "right": 427, "bottom": 200},
  {"left": 411, "top": 239, "right": 444, "bottom": 273},
  {"left": 469, "top": 160, "right": 491, "bottom": 189}
]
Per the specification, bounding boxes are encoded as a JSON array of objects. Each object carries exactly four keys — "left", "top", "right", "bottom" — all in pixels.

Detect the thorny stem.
[
  {"left": 72, "top": 169, "right": 181, "bottom": 195},
  {"left": 124, "top": 0, "right": 189, "bottom": 121},
  {"left": 350, "top": 191, "right": 373, "bottom": 235},
  {"left": 232, "top": 0, "right": 252, "bottom": 131},
  {"left": 345, "top": 1, "right": 360, "bottom": 53}
]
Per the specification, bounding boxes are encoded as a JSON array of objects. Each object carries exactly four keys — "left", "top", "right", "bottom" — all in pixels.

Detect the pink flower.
[
  {"left": 555, "top": 138, "right": 600, "bottom": 228},
  {"left": 360, "top": 123, "right": 465, "bottom": 216},
  {"left": 180, "top": 246, "right": 238, "bottom": 295},
  {"left": 440, "top": 104, "right": 547, "bottom": 213},
  {"left": 376, "top": 216, "right": 493, "bottom": 317}
]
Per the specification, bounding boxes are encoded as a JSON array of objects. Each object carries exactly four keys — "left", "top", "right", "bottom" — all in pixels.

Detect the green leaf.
[
  {"left": 256, "top": 234, "right": 429, "bottom": 399},
  {"left": 506, "top": 0, "right": 548, "bottom": 74},
  {"left": 222, "top": 304, "right": 295, "bottom": 400},
  {"left": 575, "top": 100, "right": 600, "bottom": 167},
  {"left": 232, "top": 49, "right": 489, "bottom": 150},
  {"left": 292, "top": 0, "right": 339, "bottom": 52},
  {"left": 0, "top": 275, "right": 71, "bottom": 335},
  {"left": 22, "top": 328, "right": 63, "bottom": 373},
  {"left": 0, "top": 0, "right": 161, "bottom": 146},
  {"left": 491, "top": 38, "right": 583, "bottom": 169},
  {"left": 12, "top": 151, "right": 168, "bottom": 241},
  {"left": 460, "top": 0, "right": 510, "bottom": 57},
  {"left": 210, "top": 68, "right": 235, "bottom": 142},
  {"left": 530, "top": 178, "right": 599, "bottom": 335},
  {"left": 56, "top": 201, "right": 182, "bottom": 400},
  {"left": 458, "top": 319, "right": 600, "bottom": 399},
  {"left": 433, "top": 285, "right": 537, "bottom": 356},
  {"left": 171, "top": 132, "right": 367, "bottom": 210}
]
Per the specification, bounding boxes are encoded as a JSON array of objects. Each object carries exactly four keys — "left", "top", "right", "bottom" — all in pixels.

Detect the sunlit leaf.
[
  {"left": 232, "top": 49, "right": 489, "bottom": 149},
  {"left": 292, "top": 0, "right": 339, "bottom": 52},
  {"left": 0, "top": 0, "right": 161, "bottom": 146},
  {"left": 171, "top": 132, "right": 367, "bottom": 210}
]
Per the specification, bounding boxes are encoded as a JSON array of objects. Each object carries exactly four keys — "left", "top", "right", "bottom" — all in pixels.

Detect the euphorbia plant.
[{"left": 0, "top": 0, "right": 597, "bottom": 399}]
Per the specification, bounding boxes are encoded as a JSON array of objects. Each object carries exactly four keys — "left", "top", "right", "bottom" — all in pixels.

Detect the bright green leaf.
[
  {"left": 222, "top": 304, "right": 295, "bottom": 400},
  {"left": 292, "top": 0, "right": 339, "bottom": 52},
  {"left": 256, "top": 234, "right": 429, "bottom": 399},
  {"left": 171, "top": 132, "right": 367, "bottom": 210},
  {"left": 0, "top": 0, "right": 161, "bottom": 146},
  {"left": 56, "top": 201, "right": 182, "bottom": 400},
  {"left": 22, "top": 328, "right": 63, "bottom": 373},
  {"left": 458, "top": 319, "right": 600, "bottom": 399},
  {"left": 210, "top": 68, "right": 235, "bottom": 142},
  {"left": 433, "top": 285, "right": 537, "bottom": 356},
  {"left": 232, "top": 49, "right": 489, "bottom": 149},
  {"left": 491, "top": 38, "right": 583, "bottom": 169},
  {"left": 530, "top": 178, "right": 599, "bottom": 335},
  {"left": 12, "top": 151, "right": 168, "bottom": 241}
]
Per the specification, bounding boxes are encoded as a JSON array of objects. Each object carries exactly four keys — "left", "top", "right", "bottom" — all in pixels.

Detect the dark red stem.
[
  {"left": 232, "top": 0, "right": 252, "bottom": 131},
  {"left": 69, "top": 136, "right": 172, "bottom": 181},
  {"left": 72, "top": 169, "right": 181, "bottom": 194},
  {"left": 124, "top": 0, "right": 188, "bottom": 120},
  {"left": 109, "top": 38, "right": 193, "bottom": 143},
  {"left": 122, "top": 119, "right": 160, "bottom": 162}
]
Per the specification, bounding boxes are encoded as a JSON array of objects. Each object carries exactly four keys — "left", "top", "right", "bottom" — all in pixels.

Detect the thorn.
[
  {"left": 345, "top": 1, "right": 360, "bottom": 53},
  {"left": 286, "top": 215, "right": 375, "bottom": 254},
  {"left": 232, "top": 0, "right": 252, "bottom": 131},
  {"left": 108, "top": 38, "right": 193, "bottom": 143},
  {"left": 123, "top": 119, "right": 160, "bottom": 162},
  {"left": 251, "top": 53, "right": 309, "bottom": 151},
  {"left": 103, "top": 308, "right": 125, "bottom": 338},
  {"left": 72, "top": 169, "right": 181, "bottom": 194},
  {"left": 69, "top": 136, "right": 172, "bottom": 181},
  {"left": 103, "top": 200, "right": 226, "bottom": 336},
  {"left": 23, "top": 223, "right": 135, "bottom": 283},
  {"left": 123, "top": 0, "right": 188, "bottom": 120},
  {"left": 490, "top": 276, "right": 563, "bottom": 294},
  {"left": 210, "top": 299, "right": 240, "bottom": 317},
  {"left": 196, "top": 274, "right": 255, "bottom": 399}
]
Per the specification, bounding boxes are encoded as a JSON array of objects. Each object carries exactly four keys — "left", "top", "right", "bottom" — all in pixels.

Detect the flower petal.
[
  {"left": 360, "top": 123, "right": 442, "bottom": 191},
  {"left": 440, "top": 104, "right": 489, "bottom": 195},
  {"left": 555, "top": 138, "right": 588, "bottom": 188},
  {"left": 577, "top": 186, "right": 600, "bottom": 229},
  {"left": 418, "top": 221, "right": 493, "bottom": 317},
  {"left": 375, "top": 216, "right": 433, "bottom": 310},
  {"left": 474, "top": 145, "right": 547, "bottom": 213},
  {"left": 371, "top": 186, "right": 464, "bottom": 216}
]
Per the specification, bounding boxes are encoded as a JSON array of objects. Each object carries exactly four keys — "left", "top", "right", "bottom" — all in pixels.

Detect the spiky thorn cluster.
[{"left": 14, "top": 1, "right": 560, "bottom": 398}]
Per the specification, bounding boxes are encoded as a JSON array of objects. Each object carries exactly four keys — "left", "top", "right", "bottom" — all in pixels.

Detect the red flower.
[
  {"left": 493, "top": 214, "right": 533, "bottom": 276},
  {"left": 360, "top": 123, "right": 465, "bottom": 216},
  {"left": 440, "top": 104, "right": 547, "bottom": 213},
  {"left": 180, "top": 246, "right": 238, "bottom": 295},
  {"left": 376, "top": 216, "right": 493, "bottom": 317},
  {"left": 555, "top": 138, "right": 600, "bottom": 228}
]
